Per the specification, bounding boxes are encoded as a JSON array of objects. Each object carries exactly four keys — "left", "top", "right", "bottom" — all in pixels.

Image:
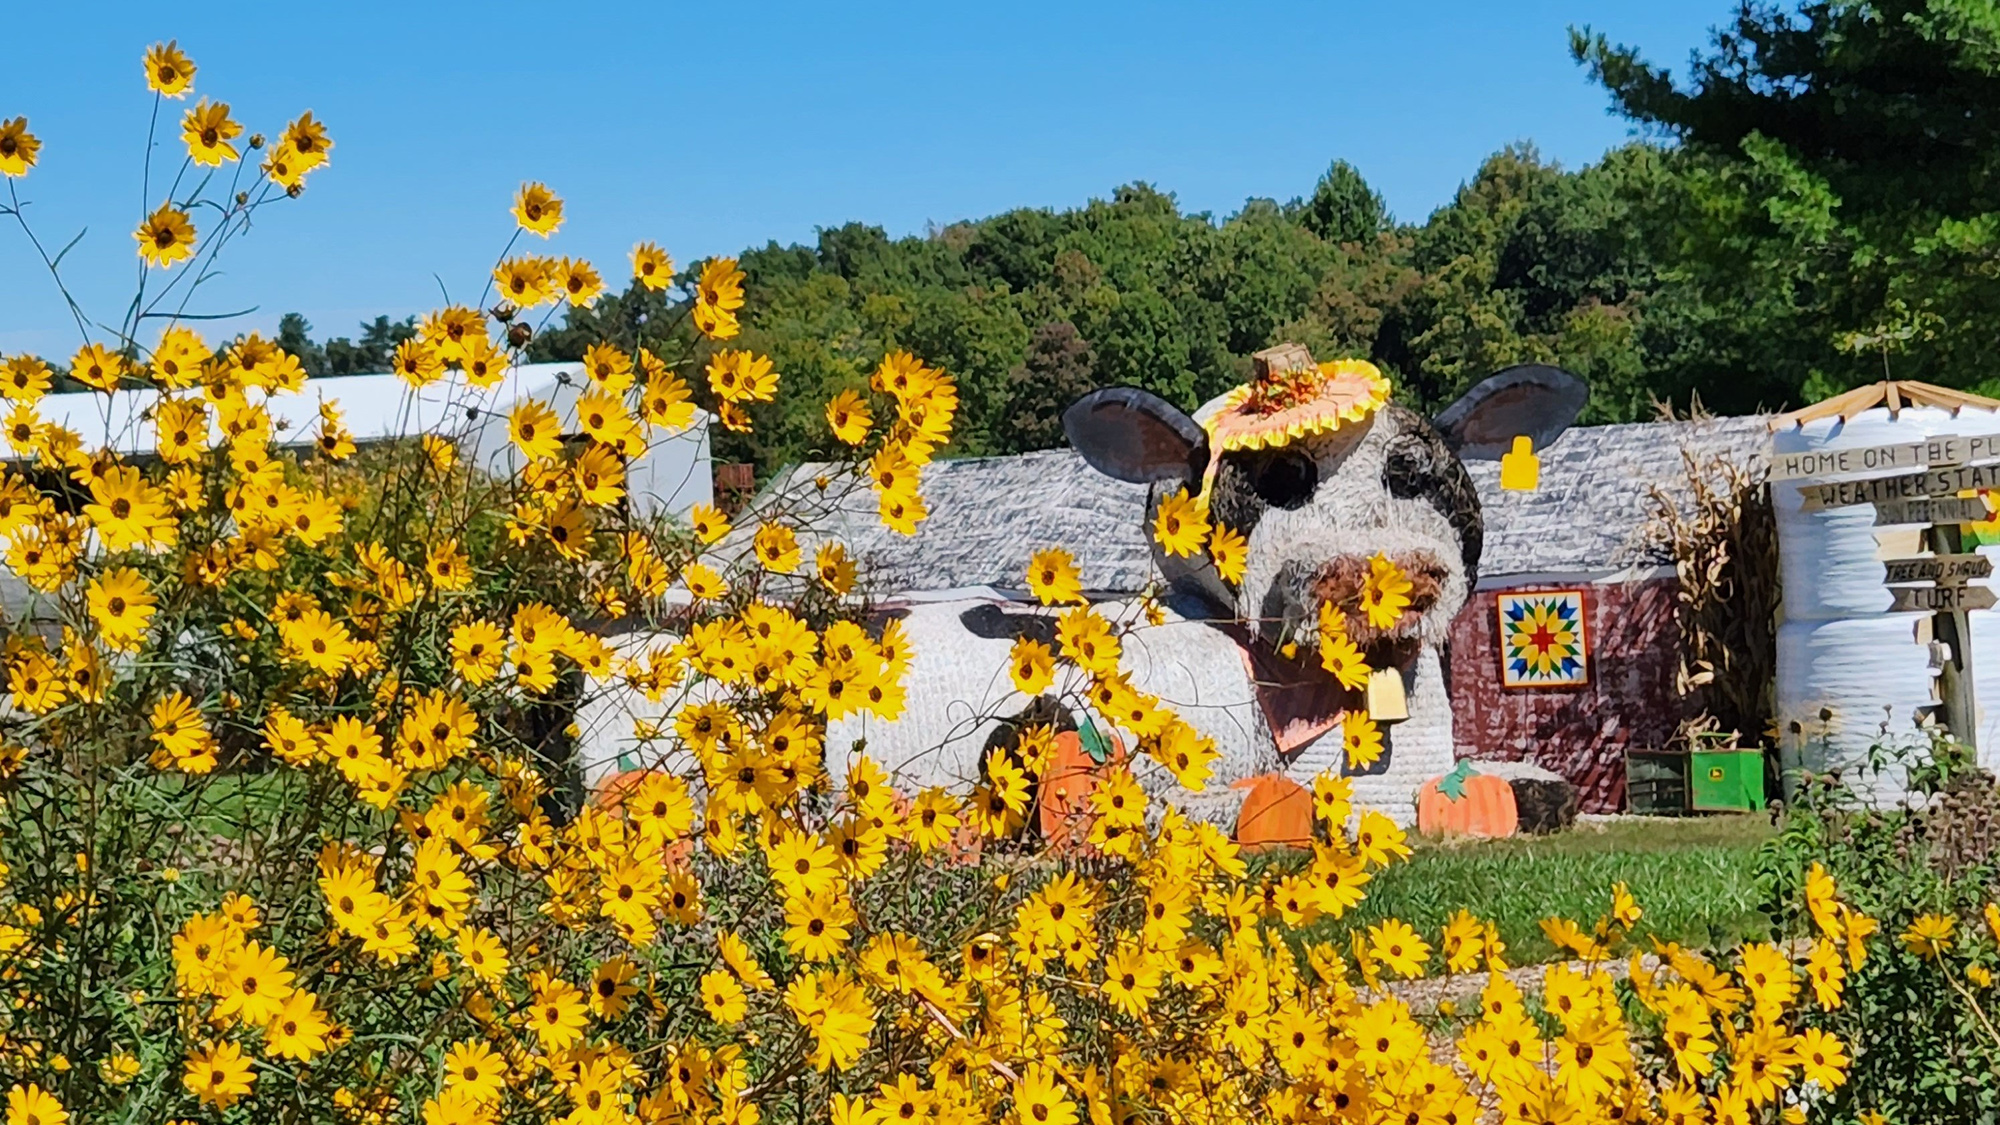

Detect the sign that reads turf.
[
  {"left": 1799, "top": 463, "right": 2000, "bottom": 511},
  {"left": 1873, "top": 496, "right": 1993, "bottom": 526},
  {"left": 1771, "top": 434, "right": 2000, "bottom": 481},
  {"left": 1889, "top": 584, "right": 2000, "bottom": 613},
  {"left": 1883, "top": 553, "right": 1996, "bottom": 587}
]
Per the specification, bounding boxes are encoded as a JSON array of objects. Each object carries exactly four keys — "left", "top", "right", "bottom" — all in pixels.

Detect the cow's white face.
[
  {"left": 1151, "top": 403, "right": 1479, "bottom": 657},
  {"left": 1063, "top": 365, "right": 1587, "bottom": 670}
]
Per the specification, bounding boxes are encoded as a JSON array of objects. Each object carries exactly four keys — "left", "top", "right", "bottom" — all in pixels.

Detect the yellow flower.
[
  {"left": 70, "top": 342, "right": 130, "bottom": 394},
  {"left": 784, "top": 969, "right": 876, "bottom": 1072},
  {"left": 449, "top": 620, "right": 506, "bottom": 685},
  {"left": 684, "top": 562, "right": 729, "bottom": 601},
  {"left": 1151, "top": 488, "right": 1209, "bottom": 557},
  {"left": 1099, "top": 943, "right": 1162, "bottom": 1017},
  {"left": 144, "top": 40, "right": 197, "bottom": 97},
  {"left": 1342, "top": 711, "right": 1383, "bottom": 770},
  {"left": 263, "top": 989, "right": 330, "bottom": 1062},
  {"left": 180, "top": 99, "right": 241, "bottom": 165},
  {"left": 150, "top": 691, "right": 216, "bottom": 773},
  {"left": 1805, "top": 938, "right": 1847, "bottom": 1008},
  {"left": 281, "top": 112, "right": 334, "bottom": 169},
  {"left": 0, "top": 118, "right": 41, "bottom": 177},
  {"left": 632, "top": 241, "right": 675, "bottom": 290},
  {"left": 524, "top": 973, "right": 589, "bottom": 1050},
  {"left": 1208, "top": 523, "right": 1248, "bottom": 584},
  {"left": 1610, "top": 881, "right": 1642, "bottom": 929},
  {"left": 135, "top": 204, "right": 197, "bottom": 268},
  {"left": 556, "top": 256, "right": 603, "bottom": 306},
  {"left": 826, "top": 390, "right": 873, "bottom": 445},
  {"left": 1367, "top": 919, "right": 1431, "bottom": 978},
  {"left": 392, "top": 338, "right": 443, "bottom": 388},
  {"left": 702, "top": 969, "right": 748, "bottom": 1024},
  {"left": 816, "top": 542, "right": 856, "bottom": 594},
  {"left": 1, "top": 355, "right": 51, "bottom": 401},
  {"left": 1010, "top": 638, "right": 1055, "bottom": 695},
  {"left": 5, "top": 1083, "right": 66, "bottom": 1125},
  {"left": 1317, "top": 605, "right": 1371, "bottom": 690},
  {"left": 1026, "top": 547, "right": 1083, "bottom": 606},
  {"left": 182, "top": 1040, "right": 255, "bottom": 1109},
  {"left": 493, "top": 257, "right": 553, "bottom": 308},
  {"left": 707, "top": 349, "right": 780, "bottom": 404},
  {"left": 693, "top": 258, "right": 746, "bottom": 340},
  {"left": 1797, "top": 1026, "right": 1849, "bottom": 1090},
  {"left": 1012, "top": 1064, "right": 1079, "bottom": 1125},
  {"left": 512, "top": 182, "right": 563, "bottom": 236},
  {"left": 1359, "top": 552, "right": 1413, "bottom": 630},
  {"left": 508, "top": 399, "right": 563, "bottom": 462},
  {"left": 754, "top": 521, "right": 801, "bottom": 573},
  {"left": 1902, "top": 912, "right": 1955, "bottom": 959},
  {"left": 442, "top": 1040, "right": 506, "bottom": 1104},
  {"left": 86, "top": 567, "right": 156, "bottom": 652}
]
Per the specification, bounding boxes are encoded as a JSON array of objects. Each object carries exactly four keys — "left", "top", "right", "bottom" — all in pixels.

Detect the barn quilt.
[{"left": 1497, "top": 590, "right": 1589, "bottom": 688}]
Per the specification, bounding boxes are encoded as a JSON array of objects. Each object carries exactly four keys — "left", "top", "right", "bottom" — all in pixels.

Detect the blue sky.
[{"left": 0, "top": 1, "right": 1721, "bottom": 358}]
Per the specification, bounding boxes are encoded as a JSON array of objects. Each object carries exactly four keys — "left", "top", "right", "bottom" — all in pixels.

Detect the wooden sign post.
[{"left": 1793, "top": 436, "right": 1999, "bottom": 749}]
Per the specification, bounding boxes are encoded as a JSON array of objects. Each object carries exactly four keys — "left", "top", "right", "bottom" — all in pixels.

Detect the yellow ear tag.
[
  {"left": 1499, "top": 434, "right": 1539, "bottom": 491},
  {"left": 1365, "top": 666, "right": 1408, "bottom": 723}
]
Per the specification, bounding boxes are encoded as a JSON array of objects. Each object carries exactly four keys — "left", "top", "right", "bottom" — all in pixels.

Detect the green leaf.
[
  {"left": 1078, "top": 719, "right": 1111, "bottom": 765},
  {"left": 1438, "top": 759, "right": 1477, "bottom": 801}
]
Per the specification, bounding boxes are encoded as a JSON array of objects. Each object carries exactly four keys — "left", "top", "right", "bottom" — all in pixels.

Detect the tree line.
[{"left": 284, "top": 2, "right": 2000, "bottom": 475}]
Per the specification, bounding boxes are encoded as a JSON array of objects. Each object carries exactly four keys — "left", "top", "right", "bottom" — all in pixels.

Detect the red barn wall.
[{"left": 1446, "top": 577, "right": 1683, "bottom": 813}]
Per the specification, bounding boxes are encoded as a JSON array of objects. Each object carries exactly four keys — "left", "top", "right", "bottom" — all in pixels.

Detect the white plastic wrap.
[
  {"left": 1775, "top": 616, "right": 1934, "bottom": 805},
  {"left": 1772, "top": 405, "right": 2000, "bottom": 798}
]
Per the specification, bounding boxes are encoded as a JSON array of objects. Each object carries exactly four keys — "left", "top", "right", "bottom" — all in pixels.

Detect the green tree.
[
  {"left": 1573, "top": 1, "right": 2000, "bottom": 404},
  {"left": 1298, "top": 159, "right": 1390, "bottom": 245}
]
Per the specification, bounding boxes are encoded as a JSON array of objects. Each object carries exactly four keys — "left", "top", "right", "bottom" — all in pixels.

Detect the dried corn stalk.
[{"left": 1643, "top": 424, "right": 1779, "bottom": 749}]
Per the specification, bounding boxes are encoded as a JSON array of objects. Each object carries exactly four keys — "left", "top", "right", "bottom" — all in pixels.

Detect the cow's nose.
[
  {"left": 1309, "top": 549, "right": 1450, "bottom": 637},
  {"left": 1399, "top": 552, "right": 1449, "bottom": 614}
]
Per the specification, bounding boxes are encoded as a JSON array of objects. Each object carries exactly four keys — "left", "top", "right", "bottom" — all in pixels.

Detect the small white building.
[{"left": 2, "top": 361, "right": 713, "bottom": 616}]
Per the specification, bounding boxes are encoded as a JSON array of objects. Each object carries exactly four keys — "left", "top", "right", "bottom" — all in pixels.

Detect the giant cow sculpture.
[
  {"left": 817, "top": 350, "right": 1587, "bottom": 828},
  {"left": 575, "top": 350, "right": 1587, "bottom": 832}
]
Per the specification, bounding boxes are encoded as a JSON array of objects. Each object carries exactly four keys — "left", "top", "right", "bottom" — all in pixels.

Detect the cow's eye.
[
  {"left": 1250, "top": 450, "right": 1316, "bottom": 509},
  {"left": 1382, "top": 435, "right": 1437, "bottom": 499}
]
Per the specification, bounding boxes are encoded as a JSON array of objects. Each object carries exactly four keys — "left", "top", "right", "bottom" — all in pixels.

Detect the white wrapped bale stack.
[{"left": 1771, "top": 384, "right": 2000, "bottom": 803}]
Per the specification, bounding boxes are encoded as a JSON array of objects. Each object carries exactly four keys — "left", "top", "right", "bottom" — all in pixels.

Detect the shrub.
[{"left": 1758, "top": 731, "right": 2000, "bottom": 1122}]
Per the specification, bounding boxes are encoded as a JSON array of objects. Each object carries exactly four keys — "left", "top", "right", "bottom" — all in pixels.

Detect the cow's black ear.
[
  {"left": 1063, "top": 387, "right": 1210, "bottom": 486},
  {"left": 1432, "top": 364, "right": 1588, "bottom": 461}
]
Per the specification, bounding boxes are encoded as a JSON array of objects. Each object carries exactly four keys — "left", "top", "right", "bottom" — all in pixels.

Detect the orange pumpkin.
[
  {"left": 590, "top": 767, "right": 657, "bottom": 813},
  {"left": 1036, "top": 729, "right": 1124, "bottom": 850},
  {"left": 1231, "top": 773, "right": 1314, "bottom": 851},
  {"left": 1415, "top": 764, "right": 1518, "bottom": 838}
]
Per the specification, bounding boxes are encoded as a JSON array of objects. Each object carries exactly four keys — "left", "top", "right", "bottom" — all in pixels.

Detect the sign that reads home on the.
[{"left": 1772, "top": 434, "right": 2000, "bottom": 481}]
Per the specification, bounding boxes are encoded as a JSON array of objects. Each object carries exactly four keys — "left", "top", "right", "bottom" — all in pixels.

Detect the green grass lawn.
[{"left": 1303, "top": 815, "right": 1778, "bottom": 964}]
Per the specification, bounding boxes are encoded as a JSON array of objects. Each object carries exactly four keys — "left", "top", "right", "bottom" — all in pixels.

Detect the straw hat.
[{"left": 1196, "top": 343, "right": 1392, "bottom": 456}]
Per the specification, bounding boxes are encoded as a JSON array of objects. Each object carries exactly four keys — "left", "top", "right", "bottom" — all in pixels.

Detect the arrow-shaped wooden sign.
[
  {"left": 1874, "top": 496, "right": 1993, "bottom": 526},
  {"left": 1884, "top": 553, "right": 1996, "bottom": 587},
  {"left": 1772, "top": 434, "right": 2000, "bottom": 481},
  {"left": 1890, "top": 585, "right": 1999, "bottom": 613},
  {"left": 1801, "top": 464, "right": 2000, "bottom": 511}
]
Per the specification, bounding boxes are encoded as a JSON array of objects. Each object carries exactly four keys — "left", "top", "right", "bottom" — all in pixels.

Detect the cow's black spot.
[
  {"left": 1207, "top": 452, "right": 1275, "bottom": 542},
  {"left": 1379, "top": 416, "right": 1483, "bottom": 585},
  {"left": 866, "top": 607, "right": 911, "bottom": 639},
  {"left": 1247, "top": 449, "right": 1316, "bottom": 509},
  {"left": 957, "top": 604, "right": 1057, "bottom": 647}
]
